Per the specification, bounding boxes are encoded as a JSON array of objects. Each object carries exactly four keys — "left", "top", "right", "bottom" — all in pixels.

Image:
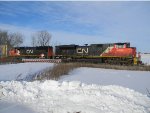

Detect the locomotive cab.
[{"left": 100, "top": 42, "right": 140, "bottom": 65}]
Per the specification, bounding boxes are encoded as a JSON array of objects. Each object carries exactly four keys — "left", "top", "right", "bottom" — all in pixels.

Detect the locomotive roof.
[
  {"left": 114, "top": 42, "right": 130, "bottom": 44},
  {"left": 90, "top": 42, "right": 130, "bottom": 45},
  {"left": 56, "top": 42, "right": 130, "bottom": 47},
  {"left": 55, "top": 45, "right": 78, "bottom": 47},
  {"left": 15, "top": 46, "right": 53, "bottom": 49}
]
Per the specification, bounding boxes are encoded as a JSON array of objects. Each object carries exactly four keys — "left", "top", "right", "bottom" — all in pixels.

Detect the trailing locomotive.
[
  {"left": 7, "top": 42, "right": 141, "bottom": 65},
  {"left": 9, "top": 46, "right": 53, "bottom": 59}
]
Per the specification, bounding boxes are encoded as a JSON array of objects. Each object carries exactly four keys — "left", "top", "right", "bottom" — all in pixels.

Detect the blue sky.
[{"left": 0, "top": 1, "right": 150, "bottom": 52}]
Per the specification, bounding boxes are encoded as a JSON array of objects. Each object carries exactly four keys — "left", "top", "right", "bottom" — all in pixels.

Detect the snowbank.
[
  {"left": 0, "top": 80, "right": 150, "bottom": 113},
  {"left": 0, "top": 63, "right": 54, "bottom": 81}
]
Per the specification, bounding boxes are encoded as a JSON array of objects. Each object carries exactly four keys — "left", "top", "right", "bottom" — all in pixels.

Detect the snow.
[
  {"left": 0, "top": 102, "right": 35, "bottom": 113},
  {"left": 60, "top": 67, "right": 150, "bottom": 94},
  {"left": 0, "top": 80, "right": 150, "bottom": 113},
  {"left": 0, "top": 63, "right": 54, "bottom": 81},
  {"left": 141, "top": 53, "right": 150, "bottom": 65},
  {"left": 0, "top": 62, "right": 150, "bottom": 113}
]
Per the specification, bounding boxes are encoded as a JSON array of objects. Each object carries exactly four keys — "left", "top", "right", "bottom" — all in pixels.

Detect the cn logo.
[
  {"left": 26, "top": 49, "right": 34, "bottom": 54},
  {"left": 77, "top": 48, "right": 88, "bottom": 54}
]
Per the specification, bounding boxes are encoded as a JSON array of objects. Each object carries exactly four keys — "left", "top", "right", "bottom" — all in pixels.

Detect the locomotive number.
[
  {"left": 77, "top": 48, "right": 88, "bottom": 54},
  {"left": 26, "top": 49, "right": 34, "bottom": 54}
]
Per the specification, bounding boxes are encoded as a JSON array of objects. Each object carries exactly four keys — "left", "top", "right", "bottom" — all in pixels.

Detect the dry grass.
[
  {"left": 36, "top": 63, "right": 80, "bottom": 80},
  {"left": 34, "top": 63, "right": 150, "bottom": 81}
]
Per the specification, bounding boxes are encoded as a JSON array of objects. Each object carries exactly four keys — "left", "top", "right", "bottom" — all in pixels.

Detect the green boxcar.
[{"left": 0, "top": 45, "right": 7, "bottom": 58}]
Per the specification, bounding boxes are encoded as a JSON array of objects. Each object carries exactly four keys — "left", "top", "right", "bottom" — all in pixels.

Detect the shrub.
[{"left": 34, "top": 62, "right": 150, "bottom": 81}]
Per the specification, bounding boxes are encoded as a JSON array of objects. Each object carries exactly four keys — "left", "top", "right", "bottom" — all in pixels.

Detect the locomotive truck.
[{"left": 6, "top": 42, "right": 141, "bottom": 65}]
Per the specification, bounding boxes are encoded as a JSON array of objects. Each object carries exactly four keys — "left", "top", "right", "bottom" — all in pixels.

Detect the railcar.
[{"left": 0, "top": 45, "right": 7, "bottom": 58}]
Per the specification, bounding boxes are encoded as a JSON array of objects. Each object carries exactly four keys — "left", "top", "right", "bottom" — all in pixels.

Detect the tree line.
[{"left": 0, "top": 29, "right": 51, "bottom": 49}]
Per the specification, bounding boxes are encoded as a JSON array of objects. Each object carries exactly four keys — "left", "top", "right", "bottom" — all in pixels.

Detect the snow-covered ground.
[
  {"left": 0, "top": 63, "right": 54, "bottom": 81},
  {"left": 0, "top": 62, "right": 150, "bottom": 113},
  {"left": 141, "top": 53, "right": 150, "bottom": 65},
  {"left": 60, "top": 67, "right": 150, "bottom": 94}
]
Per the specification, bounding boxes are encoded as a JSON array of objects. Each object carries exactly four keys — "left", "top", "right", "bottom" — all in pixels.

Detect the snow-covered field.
[
  {"left": 0, "top": 63, "right": 54, "bottom": 81},
  {"left": 0, "top": 59, "right": 150, "bottom": 113},
  {"left": 60, "top": 67, "right": 150, "bottom": 94}
]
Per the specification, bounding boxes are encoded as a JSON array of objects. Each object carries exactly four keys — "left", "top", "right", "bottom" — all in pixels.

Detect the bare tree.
[
  {"left": 31, "top": 35, "right": 37, "bottom": 47},
  {"left": 0, "top": 29, "right": 23, "bottom": 48},
  {"left": 8, "top": 32, "right": 23, "bottom": 47},
  {"left": 32, "top": 30, "right": 51, "bottom": 46},
  {"left": 0, "top": 30, "right": 9, "bottom": 45}
]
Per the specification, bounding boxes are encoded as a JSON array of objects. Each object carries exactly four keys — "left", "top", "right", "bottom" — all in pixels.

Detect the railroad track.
[
  {"left": 0, "top": 57, "right": 62, "bottom": 64},
  {"left": 22, "top": 59, "right": 62, "bottom": 63}
]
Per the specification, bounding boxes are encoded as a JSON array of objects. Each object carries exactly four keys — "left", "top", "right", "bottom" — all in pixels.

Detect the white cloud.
[
  {"left": 0, "top": 23, "right": 113, "bottom": 46},
  {"left": 0, "top": 2, "right": 150, "bottom": 52},
  {"left": 0, "top": 23, "right": 149, "bottom": 52}
]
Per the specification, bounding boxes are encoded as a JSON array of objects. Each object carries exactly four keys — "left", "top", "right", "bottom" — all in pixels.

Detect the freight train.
[{"left": 5, "top": 42, "right": 141, "bottom": 65}]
